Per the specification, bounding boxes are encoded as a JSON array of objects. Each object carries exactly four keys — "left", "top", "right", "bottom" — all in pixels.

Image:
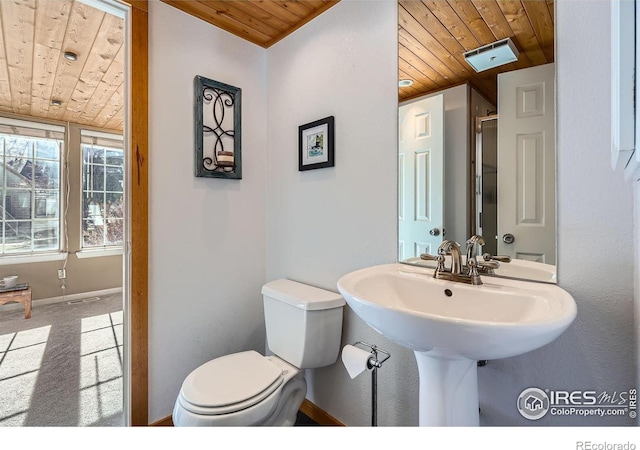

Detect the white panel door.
[
  {"left": 497, "top": 63, "right": 555, "bottom": 264},
  {"left": 398, "top": 94, "right": 444, "bottom": 259}
]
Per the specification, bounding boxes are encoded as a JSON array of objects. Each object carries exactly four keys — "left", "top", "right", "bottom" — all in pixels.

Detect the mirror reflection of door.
[
  {"left": 475, "top": 115, "right": 499, "bottom": 257},
  {"left": 398, "top": 94, "right": 444, "bottom": 259},
  {"left": 497, "top": 63, "right": 556, "bottom": 264}
]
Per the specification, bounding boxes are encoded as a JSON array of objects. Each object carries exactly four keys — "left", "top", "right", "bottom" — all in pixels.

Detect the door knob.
[
  {"left": 429, "top": 228, "right": 441, "bottom": 236},
  {"left": 502, "top": 233, "right": 515, "bottom": 244}
]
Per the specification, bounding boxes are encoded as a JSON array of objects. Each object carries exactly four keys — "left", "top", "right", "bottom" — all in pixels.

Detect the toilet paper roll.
[{"left": 341, "top": 344, "right": 372, "bottom": 379}]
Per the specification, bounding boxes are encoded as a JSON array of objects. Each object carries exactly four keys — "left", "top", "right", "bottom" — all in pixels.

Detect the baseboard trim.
[
  {"left": 300, "top": 399, "right": 344, "bottom": 426},
  {"left": 150, "top": 416, "right": 173, "bottom": 426},
  {"left": 0, "top": 287, "right": 123, "bottom": 312},
  {"left": 150, "top": 400, "right": 343, "bottom": 427}
]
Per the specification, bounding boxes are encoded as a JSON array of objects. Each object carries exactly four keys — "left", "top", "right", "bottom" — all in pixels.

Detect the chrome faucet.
[
  {"left": 466, "top": 235, "right": 486, "bottom": 264},
  {"left": 419, "top": 236, "right": 505, "bottom": 285},
  {"left": 429, "top": 240, "right": 486, "bottom": 284},
  {"left": 438, "top": 240, "right": 463, "bottom": 275},
  {"left": 465, "top": 234, "right": 495, "bottom": 275},
  {"left": 466, "top": 234, "right": 515, "bottom": 275}
]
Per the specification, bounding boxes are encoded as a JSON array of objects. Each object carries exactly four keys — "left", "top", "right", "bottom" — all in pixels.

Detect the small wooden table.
[{"left": 0, "top": 286, "right": 32, "bottom": 319}]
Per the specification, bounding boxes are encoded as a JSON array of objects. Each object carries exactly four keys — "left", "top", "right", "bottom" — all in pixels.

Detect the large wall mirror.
[{"left": 397, "top": 0, "right": 557, "bottom": 284}]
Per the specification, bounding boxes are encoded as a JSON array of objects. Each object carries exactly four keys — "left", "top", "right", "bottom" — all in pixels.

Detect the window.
[
  {"left": 0, "top": 120, "right": 64, "bottom": 256},
  {"left": 81, "top": 130, "right": 124, "bottom": 249}
]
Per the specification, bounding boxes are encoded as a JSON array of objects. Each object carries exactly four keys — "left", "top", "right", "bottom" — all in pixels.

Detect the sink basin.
[
  {"left": 337, "top": 263, "right": 573, "bottom": 360},
  {"left": 336, "top": 263, "right": 577, "bottom": 426}
]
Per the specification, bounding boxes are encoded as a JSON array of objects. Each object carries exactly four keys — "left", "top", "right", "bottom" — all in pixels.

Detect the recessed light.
[
  {"left": 63, "top": 51, "right": 78, "bottom": 61},
  {"left": 51, "top": 99, "right": 62, "bottom": 106},
  {"left": 399, "top": 79, "right": 414, "bottom": 88}
]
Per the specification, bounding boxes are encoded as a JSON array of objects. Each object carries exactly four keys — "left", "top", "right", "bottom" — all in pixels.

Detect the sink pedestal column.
[{"left": 414, "top": 349, "right": 479, "bottom": 426}]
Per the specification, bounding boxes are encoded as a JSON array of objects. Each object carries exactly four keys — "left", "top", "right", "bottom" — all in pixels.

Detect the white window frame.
[
  {"left": 79, "top": 129, "right": 125, "bottom": 254},
  {"left": 0, "top": 117, "right": 66, "bottom": 259}
]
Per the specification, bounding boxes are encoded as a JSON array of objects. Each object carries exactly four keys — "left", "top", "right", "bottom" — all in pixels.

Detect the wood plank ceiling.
[
  {"left": 0, "top": 0, "right": 125, "bottom": 132},
  {"left": 0, "top": 1, "right": 554, "bottom": 131},
  {"left": 399, "top": 0, "right": 555, "bottom": 104},
  {"left": 160, "top": 0, "right": 341, "bottom": 48}
]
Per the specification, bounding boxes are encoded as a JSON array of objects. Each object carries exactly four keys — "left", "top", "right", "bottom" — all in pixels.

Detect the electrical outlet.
[{"left": 57, "top": 269, "right": 66, "bottom": 280}]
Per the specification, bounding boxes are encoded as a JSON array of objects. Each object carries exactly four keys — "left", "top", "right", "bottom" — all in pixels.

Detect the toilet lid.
[{"left": 181, "top": 350, "right": 284, "bottom": 409}]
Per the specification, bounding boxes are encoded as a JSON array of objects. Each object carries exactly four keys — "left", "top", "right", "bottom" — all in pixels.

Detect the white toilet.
[{"left": 172, "top": 278, "right": 345, "bottom": 426}]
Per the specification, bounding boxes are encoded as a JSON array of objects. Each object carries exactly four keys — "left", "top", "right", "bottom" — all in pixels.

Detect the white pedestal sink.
[{"left": 336, "top": 263, "right": 577, "bottom": 426}]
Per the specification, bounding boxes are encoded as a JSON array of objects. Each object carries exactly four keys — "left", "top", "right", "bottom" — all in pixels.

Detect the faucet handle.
[
  {"left": 419, "top": 253, "right": 437, "bottom": 261},
  {"left": 466, "top": 258, "right": 484, "bottom": 285},
  {"left": 478, "top": 260, "right": 500, "bottom": 269},
  {"left": 467, "top": 257, "right": 479, "bottom": 275},
  {"left": 476, "top": 258, "right": 499, "bottom": 276},
  {"left": 482, "top": 253, "right": 512, "bottom": 263}
]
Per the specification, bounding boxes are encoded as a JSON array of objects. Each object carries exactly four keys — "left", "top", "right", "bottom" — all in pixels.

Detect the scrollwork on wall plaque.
[{"left": 194, "top": 75, "right": 241, "bottom": 179}]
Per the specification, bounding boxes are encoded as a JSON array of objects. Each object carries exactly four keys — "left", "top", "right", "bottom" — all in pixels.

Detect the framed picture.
[
  {"left": 194, "top": 75, "right": 242, "bottom": 179},
  {"left": 298, "top": 116, "right": 335, "bottom": 171}
]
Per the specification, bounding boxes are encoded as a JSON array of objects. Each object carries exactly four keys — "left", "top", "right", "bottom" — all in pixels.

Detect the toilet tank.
[{"left": 262, "top": 279, "right": 345, "bottom": 369}]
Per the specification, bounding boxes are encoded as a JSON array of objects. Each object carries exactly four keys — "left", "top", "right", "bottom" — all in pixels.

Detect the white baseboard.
[{"left": 0, "top": 287, "right": 123, "bottom": 312}]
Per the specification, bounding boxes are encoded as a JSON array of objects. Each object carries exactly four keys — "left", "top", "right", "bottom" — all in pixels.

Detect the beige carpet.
[{"left": 0, "top": 293, "right": 123, "bottom": 426}]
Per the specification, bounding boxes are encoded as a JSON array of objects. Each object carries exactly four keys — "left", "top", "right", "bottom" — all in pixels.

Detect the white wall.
[
  {"left": 265, "top": 0, "right": 408, "bottom": 426},
  {"left": 148, "top": 1, "right": 267, "bottom": 422},
  {"left": 477, "top": 0, "right": 636, "bottom": 426}
]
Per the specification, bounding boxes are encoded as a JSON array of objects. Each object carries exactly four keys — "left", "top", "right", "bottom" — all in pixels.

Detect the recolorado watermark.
[
  {"left": 517, "top": 387, "right": 637, "bottom": 420},
  {"left": 576, "top": 442, "right": 636, "bottom": 450}
]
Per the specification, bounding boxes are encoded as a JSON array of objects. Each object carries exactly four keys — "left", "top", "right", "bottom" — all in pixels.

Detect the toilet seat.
[{"left": 179, "top": 350, "right": 284, "bottom": 416}]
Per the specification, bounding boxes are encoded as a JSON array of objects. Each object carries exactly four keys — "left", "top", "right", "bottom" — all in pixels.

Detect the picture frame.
[
  {"left": 194, "top": 75, "right": 242, "bottom": 179},
  {"left": 298, "top": 116, "right": 335, "bottom": 171}
]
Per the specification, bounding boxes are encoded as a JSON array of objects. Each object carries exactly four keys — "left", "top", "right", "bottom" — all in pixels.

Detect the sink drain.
[{"left": 444, "top": 289, "right": 453, "bottom": 297}]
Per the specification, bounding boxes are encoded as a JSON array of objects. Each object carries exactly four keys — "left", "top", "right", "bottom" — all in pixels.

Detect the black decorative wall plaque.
[{"left": 194, "top": 76, "right": 241, "bottom": 179}]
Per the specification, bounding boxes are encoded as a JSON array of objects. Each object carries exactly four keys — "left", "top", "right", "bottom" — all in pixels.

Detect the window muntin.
[
  {"left": 81, "top": 136, "right": 124, "bottom": 249},
  {"left": 1, "top": 133, "right": 62, "bottom": 255}
]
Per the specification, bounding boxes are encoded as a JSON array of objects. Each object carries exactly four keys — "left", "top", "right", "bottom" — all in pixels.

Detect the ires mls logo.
[
  {"left": 517, "top": 387, "right": 637, "bottom": 420},
  {"left": 517, "top": 388, "right": 550, "bottom": 420}
]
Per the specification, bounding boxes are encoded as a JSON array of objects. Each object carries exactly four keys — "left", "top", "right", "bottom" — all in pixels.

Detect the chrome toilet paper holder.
[
  {"left": 352, "top": 341, "right": 390, "bottom": 426},
  {"left": 352, "top": 341, "right": 390, "bottom": 369}
]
